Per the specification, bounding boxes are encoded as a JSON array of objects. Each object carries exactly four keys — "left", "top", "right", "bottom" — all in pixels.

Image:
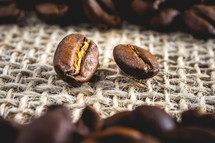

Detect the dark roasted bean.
[
  {"left": 164, "top": 126, "right": 215, "bottom": 143},
  {"left": 16, "top": 105, "right": 75, "bottom": 143},
  {"left": 131, "top": 105, "right": 176, "bottom": 136},
  {"left": 103, "top": 111, "right": 132, "bottom": 129},
  {"left": 82, "top": 0, "right": 121, "bottom": 29},
  {"left": 35, "top": 3, "right": 69, "bottom": 22},
  {"left": 130, "top": 0, "right": 165, "bottom": 16},
  {"left": 83, "top": 126, "right": 162, "bottom": 143},
  {"left": 0, "top": 118, "right": 22, "bottom": 143},
  {"left": 77, "top": 105, "right": 103, "bottom": 133},
  {"left": 148, "top": 8, "right": 180, "bottom": 30},
  {"left": 181, "top": 109, "right": 215, "bottom": 129},
  {"left": 183, "top": 4, "right": 215, "bottom": 38},
  {"left": 113, "top": 44, "right": 159, "bottom": 79},
  {"left": 0, "top": 3, "right": 20, "bottom": 22},
  {"left": 53, "top": 34, "right": 99, "bottom": 85}
]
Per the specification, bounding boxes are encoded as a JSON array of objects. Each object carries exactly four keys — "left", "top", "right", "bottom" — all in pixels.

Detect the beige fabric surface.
[{"left": 0, "top": 12, "right": 215, "bottom": 124}]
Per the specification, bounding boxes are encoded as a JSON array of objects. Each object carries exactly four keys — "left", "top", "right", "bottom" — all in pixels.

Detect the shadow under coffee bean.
[{"left": 113, "top": 44, "right": 159, "bottom": 79}]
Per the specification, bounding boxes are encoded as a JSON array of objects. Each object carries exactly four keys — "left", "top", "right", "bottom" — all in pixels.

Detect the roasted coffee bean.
[
  {"left": 83, "top": 126, "right": 162, "bottom": 143},
  {"left": 164, "top": 126, "right": 215, "bottom": 143},
  {"left": 0, "top": 118, "right": 22, "bottom": 143},
  {"left": 77, "top": 105, "right": 103, "bottom": 133},
  {"left": 0, "top": 3, "right": 20, "bottom": 22},
  {"left": 35, "top": 3, "right": 69, "bottom": 22},
  {"left": 82, "top": 0, "right": 121, "bottom": 29},
  {"left": 130, "top": 105, "right": 176, "bottom": 136},
  {"left": 130, "top": 0, "right": 165, "bottom": 17},
  {"left": 16, "top": 105, "right": 74, "bottom": 143},
  {"left": 103, "top": 111, "right": 132, "bottom": 129},
  {"left": 160, "top": 0, "right": 204, "bottom": 11},
  {"left": 103, "top": 105, "right": 176, "bottom": 137},
  {"left": 148, "top": 8, "right": 180, "bottom": 30},
  {"left": 183, "top": 4, "right": 215, "bottom": 38},
  {"left": 113, "top": 44, "right": 159, "bottom": 79},
  {"left": 53, "top": 34, "right": 99, "bottom": 85},
  {"left": 181, "top": 109, "right": 215, "bottom": 129}
]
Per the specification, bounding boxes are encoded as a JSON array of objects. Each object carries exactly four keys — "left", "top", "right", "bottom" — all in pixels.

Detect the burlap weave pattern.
[{"left": 0, "top": 12, "right": 215, "bottom": 124}]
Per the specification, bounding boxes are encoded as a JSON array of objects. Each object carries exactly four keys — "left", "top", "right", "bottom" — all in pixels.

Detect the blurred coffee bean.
[
  {"left": 82, "top": 0, "right": 121, "bottom": 29},
  {"left": 181, "top": 109, "right": 215, "bottom": 129},
  {"left": 103, "top": 105, "right": 176, "bottom": 137},
  {"left": 16, "top": 105, "right": 74, "bottom": 143},
  {"left": 131, "top": 105, "right": 176, "bottom": 136},
  {"left": 83, "top": 126, "right": 162, "bottom": 143},
  {"left": 0, "top": 3, "right": 20, "bottom": 23},
  {"left": 148, "top": 8, "right": 180, "bottom": 31},
  {"left": 164, "top": 126, "right": 215, "bottom": 143},
  {"left": 130, "top": 0, "right": 165, "bottom": 23},
  {"left": 35, "top": 3, "right": 69, "bottom": 23},
  {"left": 76, "top": 105, "right": 103, "bottom": 133},
  {"left": 183, "top": 4, "right": 215, "bottom": 38},
  {"left": 160, "top": 0, "right": 204, "bottom": 11},
  {"left": 103, "top": 111, "right": 132, "bottom": 129},
  {"left": 0, "top": 118, "right": 22, "bottom": 143}
]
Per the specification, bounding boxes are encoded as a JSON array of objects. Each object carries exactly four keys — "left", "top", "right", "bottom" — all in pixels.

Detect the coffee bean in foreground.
[
  {"left": 53, "top": 34, "right": 99, "bottom": 85},
  {"left": 113, "top": 44, "right": 159, "bottom": 79},
  {"left": 16, "top": 105, "right": 74, "bottom": 143},
  {"left": 0, "top": 104, "right": 214, "bottom": 143}
]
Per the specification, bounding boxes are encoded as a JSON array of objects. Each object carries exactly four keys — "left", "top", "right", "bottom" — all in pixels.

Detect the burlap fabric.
[{"left": 0, "top": 12, "right": 215, "bottom": 124}]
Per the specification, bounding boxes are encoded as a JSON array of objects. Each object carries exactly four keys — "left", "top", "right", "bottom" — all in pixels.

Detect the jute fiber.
[{"left": 0, "top": 12, "right": 215, "bottom": 124}]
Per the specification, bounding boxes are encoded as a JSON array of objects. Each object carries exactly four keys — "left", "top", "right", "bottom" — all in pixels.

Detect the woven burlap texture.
[{"left": 0, "top": 13, "right": 215, "bottom": 124}]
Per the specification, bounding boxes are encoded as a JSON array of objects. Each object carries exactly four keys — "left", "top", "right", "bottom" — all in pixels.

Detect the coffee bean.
[
  {"left": 16, "top": 105, "right": 75, "bottom": 143},
  {"left": 113, "top": 44, "right": 159, "bottom": 79},
  {"left": 0, "top": 118, "right": 22, "bottom": 143},
  {"left": 76, "top": 105, "right": 103, "bottom": 134},
  {"left": 83, "top": 126, "right": 161, "bottom": 143},
  {"left": 183, "top": 4, "right": 215, "bottom": 38},
  {"left": 130, "top": 0, "right": 164, "bottom": 17},
  {"left": 160, "top": 0, "right": 204, "bottom": 11},
  {"left": 164, "top": 126, "right": 215, "bottom": 143},
  {"left": 181, "top": 109, "right": 215, "bottom": 129},
  {"left": 53, "top": 34, "right": 99, "bottom": 85},
  {"left": 82, "top": 0, "right": 121, "bottom": 29},
  {"left": 148, "top": 8, "right": 180, "bottom": 30},
  {"left": 0, "top": 3, "right": 20, "bottom": 23},
  {"left": 103, "top": 111, "right": 132, "bottom": 129},
  {"left": 35, "top": 2, "right": 69, "bottom": 22},
  {"left": 131, "top": 105, "right": 176, "bottom": 136}
]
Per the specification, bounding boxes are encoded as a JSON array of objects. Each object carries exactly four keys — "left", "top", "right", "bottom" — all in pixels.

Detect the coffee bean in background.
[
  {"left": 159, "top": 0, "right": 204, "bottom": 11},
  {"left": 148, "top": 8, "right": 181, "bottom": 31},
  {"left": 182, "top": 4, "right": 215, "bottom": 38},
  {"left": 34, "top": 3, "right": 69, "bottom": 24},
  {"left": 0, "top": 1, "right": 20, "bottom": 23},
  {"left": 113, "top": 44, "right": 159, "bottom": 79},
  {"left": 82, "top": 0, "right": 121, "bottom": 29},
  {"left": 53, "top": 33, "right": 99, "bottom": 85},
  {"left": 128, "top": 0, "right": 165, "bottom": 24}
]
